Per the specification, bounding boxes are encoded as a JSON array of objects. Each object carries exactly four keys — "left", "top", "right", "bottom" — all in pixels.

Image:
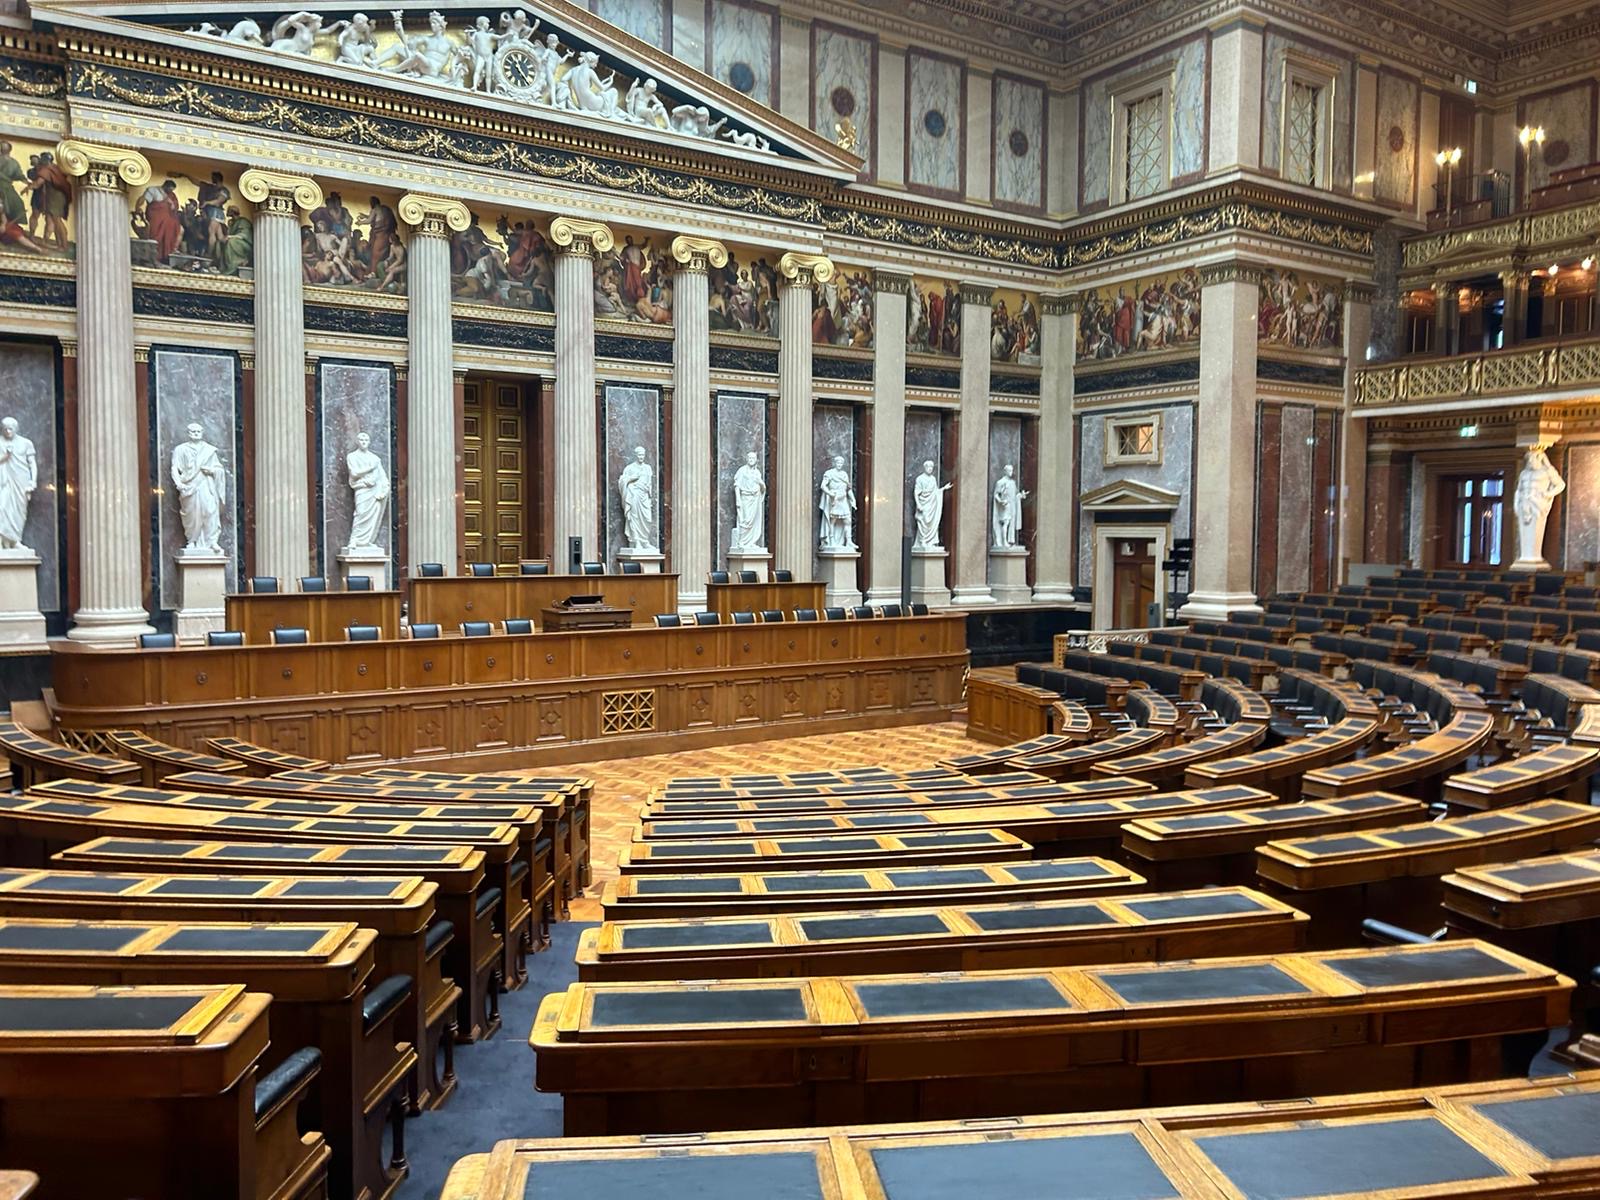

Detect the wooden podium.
[{"left": 541, "top": 604, "right": 632, "bottom": 632}]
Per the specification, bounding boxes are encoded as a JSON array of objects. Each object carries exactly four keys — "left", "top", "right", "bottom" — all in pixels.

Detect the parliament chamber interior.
[{"left": 8, "top": 0, "right": 1600, "bottom": 1194}]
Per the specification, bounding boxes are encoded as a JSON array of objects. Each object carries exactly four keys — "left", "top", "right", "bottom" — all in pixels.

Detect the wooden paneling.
[
  {"left": 224, "top": 591, "right": 403, "bottom": 642},
  {"left": 705, "top": 581, "right": 826, "bottom": 617},
  {"left": 409, "top": 575, "right": 679, "bottom": 627}
]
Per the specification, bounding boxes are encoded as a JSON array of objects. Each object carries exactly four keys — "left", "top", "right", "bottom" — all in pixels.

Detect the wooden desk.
[
  {"left": 643, "top": 776, "right": 1156, "bottom": 818},
  {"left": 1442, "top": 741, "right": 1600, "bottom": 809},
  {"left": 106, "top": 730, "right": 246, "bottom": 786},
  {"left": 965, "top": 669, "right": 1059, "bottom": 744},
  {"left": 1300, "top": 709, "right": 1496, "bottom": 802},
  {"left": 0, "top": 720, "right": 139, "bottom": 790},
  {"left": 653, "top": 768, "right": 1048, "bottom": 799},
  {"left": 1089, "top": 721, "right": 1267, "bottom": 788},
  {"left": 705, "top": 579, "right": 825, "bottom": 618},
  {"left": 1011, "top": 727, "right": 1166, "bottom": 780},
  {"left": 1183, "top": 717, "right": 1380, "bottom": 801},
  {"left": 618, "top": 827, "right": 1032, "bottom": 875},
  {"left": 540, "top": 604, "right": 631, "bottom": 631},
  {"left": 224, "top": 590, "right": 402, "bottom": 642},
  {"left": 410, "top": 574, "right": 678, "bottom": 627}
]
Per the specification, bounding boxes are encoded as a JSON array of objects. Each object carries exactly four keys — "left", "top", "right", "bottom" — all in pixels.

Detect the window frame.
[
  {"left": 1107, "top": 65, "right": 1174, "bottom": 205},
  {"left": 1103, "top": 412, "right": 1163, "bottom": 467},
  {"left": 1279, "top": 53, "right": 1338, "bottom": 190}
]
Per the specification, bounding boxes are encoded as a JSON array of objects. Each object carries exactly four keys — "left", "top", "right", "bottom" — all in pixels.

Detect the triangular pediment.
[
  {"left": 33, "top": 0, "right": 863, "bottom": 181},
  {"left": 1079, "top": 481, "right": 1181, "bottom": 511}
]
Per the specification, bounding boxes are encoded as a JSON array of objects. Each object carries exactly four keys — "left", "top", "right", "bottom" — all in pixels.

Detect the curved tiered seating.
[
  {"left": 0, "top": 721, "right": 139, "bottom": 789},
  {"left": 641, "top": 776, "right": 1158, "bottom": 818},
  {"left": 104, "top": 730, "right": 248, "bottom": 786}
]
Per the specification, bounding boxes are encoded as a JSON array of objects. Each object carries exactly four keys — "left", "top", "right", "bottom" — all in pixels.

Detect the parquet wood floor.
[{"left": 540, "top": 722, "right": 987, "bottom": 920}]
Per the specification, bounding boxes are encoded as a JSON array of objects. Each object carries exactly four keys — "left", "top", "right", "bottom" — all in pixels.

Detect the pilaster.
[
  {"left": 865, "top": 271, "right": 910, "bottom": 602},
  {"left": 776, "top": 251, "right": 834, "bottom": 579},
  {"left": 670, "top": 234, "right": 726, "bottom": 609},
  {"left": 1033, "top": 292, "right": 1078, "bottom": 602},
  {"left": 952, "top": 281, "right": 994, "bottom": 606},
  {"left": 550, "top": 217, "right": 614, "bottom": 567}
]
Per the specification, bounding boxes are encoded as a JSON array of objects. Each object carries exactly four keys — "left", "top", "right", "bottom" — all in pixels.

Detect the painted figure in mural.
[
  {"left": 25, "top": 151, "right": 70, "bottom": 252},
  {"left": 216, "top": 207, "right": 254, "bottom": 276},
  {"left": 912, "top": 461, "right": 950, "bottom": 551},
  {"left": 618, "top": 447, "right": 657, "bottom": 551},
  {"left": 381, "top": 10, "right": 462, "bottom": 82},
  {"left": 364, "top": 196, "right": 397, "bottom": 268},
  {"left": 171, "top": 423, "right": 226, "bottom": 555},
  {"left": 1075, "top": 272, "right": 1200, "bottom": 361},
  {"left": 1513, "top": 446, "right": 1566, "bottom": 566},
  {"left": 328, "top": 12, "right": 379, "bottom": 66},
  {"left": 991, "top": 294, "right": 1040, "bottom": 363},
  {"left": 731, "top": 452, "right": 766, "bottom": 552},
  {"left": 818, "top": 456, "right": 857, "bottom": 551},
  {"left": 0, "top": 417, "right": 37, "bottom": 553},
  {"left": 345, "top": 431, "right": 390, "bottom": 551},
  {"left": 136, "top": 179, "right": 185, "bottom": 263},
  {"left": 268, "top": 10, "right": 324, "bottom": 54},
  {"left": 0, "top": 143, "right": 53, "bottom": 255},
  {"left": 991, "top": 463, "right": 1028, "bottom": 549}
]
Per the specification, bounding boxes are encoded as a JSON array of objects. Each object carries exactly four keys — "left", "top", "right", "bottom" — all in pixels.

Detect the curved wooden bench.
[
  {"left": 1442, "top": 741, "right": 1599, "bottom": 809},
  {"left": 642, "top": 776, "right": 1158, "bottom": 819},
  {"left": 936, "top": 730, "right": 1087, "bottom": 775},
  {"left": 1299, "top": 708, "right": 1496, "bottom": 802},
  {"left": 0, "top": 721, "right": 138, "bottom": 790},
  {"left": 654, "top": 769, "right": 1048, "bottom": 800},
  {"left": 617, "top": 828, "right": 1033, "bottom": 875},
  {"left": 1011, "top": 727, "right": 1166, "bottom": 780},
  {"left": 205, "top": 736, "right": 330, "bottom": 776},
  {"left": 106, "top": 730, "right": 247, "bottom": 787},
  {"left": 1183, "top": 717, "right": 1379, "bottom": 800},
  {"left": 1204, "top": 677, "right": 1273, "bottom": 725},
  {"left": 1088, "top": 722, "right": 1267, "bottom": 788},
  {"left": 365, "top": 767, "right": 594, "bottom": 804}
]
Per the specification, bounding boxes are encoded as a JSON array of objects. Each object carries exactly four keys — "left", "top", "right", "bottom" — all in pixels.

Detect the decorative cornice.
[
  {"left": 132, "top": 346, "right": 149, "bottom": 364},
  {"left": 239, "top": 352, "right": 254, "bottom": 371},
  {"left": 873, "top": 271, "right": 912, "bottom": 296},
  {"left": 397, "top": 194, "right": 471, "bottom": 238},
  {"left": 1197, "top": 262, "right": 1265, "bottom": 287},
  {"left": 55, "top": 139, "right": 148, "bottom": 193},
  {"left": 550, "top": 217, "right": 615, "bottom": 258},
  {"left": 239, "top": 168, "right": 322, "bottom": 215},
  {"left": 59, "top": 339, "right": 77, "bottom": 358},
  {"left": 1042, "top": 293, "right": 1078, "bottom": 316},
  {"left": 1345, "top": 281, "right": 1379, "bottom": 304},
  {"left": 778, "top": 252, "right": 835, "bottom": 287},
  {"left": 958, "top": 282, "right": 993, "bottom": 307},
  {"left": 669, "top": 235, "right": 730, "bottom": 273}
]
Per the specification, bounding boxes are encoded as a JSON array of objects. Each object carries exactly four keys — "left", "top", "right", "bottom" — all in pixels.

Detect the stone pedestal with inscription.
[
  {"left": 174, "top": 552, "right": 228, "bottom": 643},
  {"left": 617, "top": 549, "right": 665, "bottom": 574},
  {"left": 988, "top": 546, "right": 1032, "bottom": 605},
  {"left": 818, "top": 547, "right": 862, "bottom": 608},
  {"left": 909, "top": 547, "right": 951, "bottom": 609},
  {"left": 338, "top": 548, "right": 390, "bottom": 593},
  {"left": 0, "top": 553, "right": 47, "bottom": 650},
  {"left": 725, "top": 550, "right": 771, "bottom": 583}
]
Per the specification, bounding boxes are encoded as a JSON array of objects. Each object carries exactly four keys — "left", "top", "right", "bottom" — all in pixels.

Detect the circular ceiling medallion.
[
  {"left": 923, "top": 108, "right": 947, "bottom": 138},
  {"left": 728, "top": 61, "right": 756, "bottom": 94},
  {"left": 1544, "top": 139, "right": 1571, "bottom": 168},
  {"left": 1387, "top": 124, "right": 1405, "bottom": 154},
  {"left": 1008, "top": 128, "right": 1030, "bottom": 158},
  {"left": 830, "top": 86, "right": 855, "bottom": 118}
]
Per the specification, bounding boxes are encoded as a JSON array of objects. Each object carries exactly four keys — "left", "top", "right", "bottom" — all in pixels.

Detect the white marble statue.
[
  {"left": 1514, "top": 446, "right": 1566, "bottom": 565},
  {"left": 463, "top": 16, "right": 499, "bottom": 92},
  {"left": 818, "top": 455, "right": 857, "bottom": 551},
  {"left": 346, "top": 431, "right": 390, "bottom": 551},
  {"left": 268, "top": 10, "right": 324, "bottom": 54},
  {"left": 991, "top": 463, "right": 1029, "bottom": 549},
  {"left": 559, "top": 51, "right": 623, "bottom": 115},
  {"left": 619, "top": 446, "right": 657, "bottom": 551},
  {"left": 528, "top": 33, "right": 571, "bottom": 104},
  {"left": 731, "top": 451, "right": 766, "bottom": 551},
  {"left": 0, "top": 417, "right": 37, "bottom": 554},
  {"left": 380, "top": 10, "right": 462, "bottom": 82},
  {"left": 912, "top": 460, "right": 950, "bottom": 550},
  {"left": 724, "top": 128, "right": 771, "bottom": 151},
  {"left": 171, "top": 422, "right": 226, "bottom": 555},
  {"left": 670, "top": 104, "right": 727, "bottom": 139},
  {"left": 497, "top": 10, "right": 538, "bottom": 43},
  {"left": 187, "top": 18, "right": 264, "bottom": 44},
  {"left": 329, "top": 12, "right": 379, "bottom": 67},
  {"left": 625, "top": 78, "right": 669, "bottom": 128}
]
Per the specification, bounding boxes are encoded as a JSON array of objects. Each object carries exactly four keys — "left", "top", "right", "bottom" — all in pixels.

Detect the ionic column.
[
  {"left": 951, "top": 282, "right": 995, "bottom": 606},
  {"left": 550, "top": 217, "right": 613, "bottom": 567},
  {"left": 776, "top": 252, "right": 833, "bottom": 577},
  {"left": 865, "top": 272, "right": 910, "bottom": 602},
  {"left": 1337, "top": 282, "right": 1376, "bottom": 580},
  {"left": 57, "top": 141, "right": 154, "bottom": 643},
  {"left": 670, "top": 235, "right": 727, "bottom": 610},
  {"left": 240, "top": 168, "right": 322, "bottom": 584},
  {"left": 1180, "top": 263, "right": 1263, "bottom": 619},
  {"left": 1032, "top": 293, "right": 1078, "bottom": 602},
  {"left": 398, "top": 195, "right": 470, "bottom": 573}
]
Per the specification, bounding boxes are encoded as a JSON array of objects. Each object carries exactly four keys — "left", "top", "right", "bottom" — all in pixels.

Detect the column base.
[
  {"left": 617, "top": 549, "right": 665, "bottom": 574},
  {"left": 677, "top": 588, "right": 707, "bottom": 616},
  {"left": 0, "top": 553, "right": 47, "bottom": 652},
  {"left": 1509, "top": 557, "right": 1550, "bottom": 572},
  {"left": 1030, "top": 580, "right": 1078, "bottom": 604},
  {"left": 949, "top": 582, "right": 995, "bottom": 606},
  {"left": 1177, "top": 591, "right": 1263, "bottom": 621},
  {"left": 817, "top": 548, "right": 862, "bottom": 608},
  {"left": 989, "top": 546, "right": 1033, "bottom": 605},
  {"left": 906, "top": 547, "right": 951, "bottom": 608},
  {"left": 338, "top": 548, "right": 391, "bottom": 592},
  {"left": 68, "top": 607, "right": 155, "bottom": 646},
  {"left": 726, "top": 550, "right": 771, "bottom": 583},
  {"left": 174, "top": 552, "right": 229, "bottom": 643}
]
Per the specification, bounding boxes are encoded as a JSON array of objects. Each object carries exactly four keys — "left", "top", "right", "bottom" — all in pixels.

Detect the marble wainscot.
[
  {"left": 0, "top": 343, "right": 60, "bottom": 624},
  {"left": 320, "top": 362, "right": 394, "bottom": 590},
  {"left": 603, "top": 384, "right": 663, "bottom": 571},
  {"left": 715, "top": 392, "right": 770, "bottom": 590},
  {"left": 988, "top": 416, "right": 1031, "bottom": 604},
  {"left": 904, "top": 410, "right": 949, "bottom": 606}
]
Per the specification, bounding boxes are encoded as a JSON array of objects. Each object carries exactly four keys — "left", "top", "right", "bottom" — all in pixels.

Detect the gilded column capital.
[
  {"left": 957, "top": 281, "right": 992, "bottom": 308},
  {"left": 873, "top": 271, "right": 912, "bottom": 296},
  {"left": 397, "top": 193, "right": 472, "bottom": 237},
  {"left": 669, "top": 235, "right": 729, "bottom": 273},
  {"left": 1041, "top": 292, "right": 1079, "bottom": 317},
  {"left": 1429, "top": 280, "right": 1454, "bottom": 298},
  {"left": 56, "top": 140, "right": 150, "bottom": 193},
  {"left": 59, "top": 339, "right": 78, "bottom": 359},
  {"left": 239, "top": 168, "right": 323, "bottom": 216},
  {"left": 777, "top": 251, "right": 834, "bottom": 287},
  {"left": 550, "top": 217, "right": 615, "bottom": 258},
  {"left": 1345, "top": 281, "right": 1378, "bottom": 304},
  {"left": 1197, "top": 261, "right": 1265, "bottom": 287}
]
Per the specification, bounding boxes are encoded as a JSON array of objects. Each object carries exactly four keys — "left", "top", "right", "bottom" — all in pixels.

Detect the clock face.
[{"left": 498, "top": 46, "right": 536, "bottom": 92}]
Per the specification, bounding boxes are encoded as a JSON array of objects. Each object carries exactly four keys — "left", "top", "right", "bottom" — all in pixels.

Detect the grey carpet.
[{"left": 396, "top": 920, "right": 594, "bottom": 1199}]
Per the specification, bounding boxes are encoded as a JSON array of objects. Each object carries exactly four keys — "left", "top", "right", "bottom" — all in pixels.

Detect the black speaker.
[
  {"left": 901, "top": 535, "right": 913, "bottom": 610},
  {"left": 567, "top": 537, "right": 583, "bottom": 574}
]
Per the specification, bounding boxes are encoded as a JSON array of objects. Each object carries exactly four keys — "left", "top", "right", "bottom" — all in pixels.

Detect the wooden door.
[
  {"left": 1112, "top": 537, "right": 1156, "bottom": 629},
  {"left": 1437, "top": 472, "right": 1506, "bottom": 568},
  {"left": 462, "top": 377, "right": 533, "bottom": 568}
]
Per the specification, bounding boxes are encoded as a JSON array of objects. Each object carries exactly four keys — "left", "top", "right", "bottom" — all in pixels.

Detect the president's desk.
[
  {"left": 49, "top": 613, "right": 967, "bottom": 769},
  {"left": 408, "top": 573, "right": 678, "bottom": 627}
]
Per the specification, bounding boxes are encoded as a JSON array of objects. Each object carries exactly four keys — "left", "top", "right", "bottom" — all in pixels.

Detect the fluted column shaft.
[
  {"left": 59, "top": 141, "right": 153, "bottom": 642},
  {"left": 951, "top": 283, "right": 994, "bottom": 605},
  {"left": 551, "top": 218, "right": 613, "bottom": 567},
  {"left": 240, "top": 169, "right": 321, "bottom": 584},
  {"left": 776, "top": 252, "right": 832, "bottom": 578},
  {"left": 399, "top": 195, "right": 469, "bottom": 572},
  {"left": 865, "top": 273, "right": 909, "bottom": 602},
  {"left": 1337, "top": 284, "right": 1376, "bottom": 579},
  {"left": 1033, "top": 294, "right": 1077, "bottom": 601},
  {"left": 670, "top": 236, "right": 724, "bottom": 609}
]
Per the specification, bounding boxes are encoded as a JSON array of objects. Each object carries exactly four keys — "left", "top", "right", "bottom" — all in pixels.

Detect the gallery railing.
[{"left": 1352, "top": 337, "right": 1600, "bottom": 409}]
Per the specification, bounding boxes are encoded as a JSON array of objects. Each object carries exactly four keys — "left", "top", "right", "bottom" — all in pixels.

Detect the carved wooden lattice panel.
[
  {"left": 1285, "top": 81, "right": 1321, "bottom": 186},
  {"left": 1125, "top": 93, "right": 1165, "bottom": 199},
  {"left": 601, "top": 689, "right": 656, "bottom": 735},
  {"left": 1558, "top": 343, "right": 1600, "bottom": 386}
]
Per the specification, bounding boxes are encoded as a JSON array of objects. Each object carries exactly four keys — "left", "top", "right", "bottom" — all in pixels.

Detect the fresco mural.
[
  {"left": 709, "top": 246, "right": 779, "bottom": 336},
  {"left": 0, "top": 136, "right": 72, "bottom": 258},
  {"left": 812, "top": 266, "right": 873, "bottom": 348},
  {"left": 449, "top": 209, "right": 553, "bottom": 310},
  {"left": 907, "top": 276, "right": 960, "bottom": 356},
  {"left": 1076, "top": 268, "right": 1201, "bottom": 361},
  {"left": 595, "top": 231, "right": 673, "bottom": 324},
  {"left": 300, "top": 190, "right": 405, "bottom": 292},
  {"left": 132, "top": 163, "right": 253, "bottom": 277},
  {"left": 1258, "top": 268, "right": 1344, "bottom": 350},
  {"left": 991, "top": 287, "right": 1040, "bottom": 364}
]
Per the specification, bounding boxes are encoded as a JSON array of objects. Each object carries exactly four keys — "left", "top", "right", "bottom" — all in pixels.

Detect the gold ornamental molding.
[
  {"left": 873, "top": 271, "right": 912, "bottom": 296},
  {"left": 239, "top": 168, "right": 322, "bottom": 215},
  {"left": 1352, "top": 338, "right": 1600, "bottom": 410},
  {"left": 957, "top": 281, "right": 993, "bottom": 307},
  {"left": 1198, "top": 262, "right": 1265, "bottom": 287},
  {"left": 669, "top": 235, "right": 729, "bottom": 273},
  {"left": 55, "top": 139, "right": 148, "bottom": 193},
  {"left": 1042, "top": 293, "right": 1078, "bottom": 317},
  {"left": 397, "top": 194, "right": 472, "bottom": 237},
  {"left": 777, "top": 251, "right": 835, "bottom": 286},
  {"left": 550, "top": 217, "right": 615, "bottom": 259},
  {"left": 1345, "top": 281, "right": 1379, "bottom": 304}
]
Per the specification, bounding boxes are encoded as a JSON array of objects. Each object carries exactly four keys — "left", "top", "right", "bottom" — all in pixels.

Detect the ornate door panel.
[{"left": 463, "top": 377, "right": 533, "bottom": 568}]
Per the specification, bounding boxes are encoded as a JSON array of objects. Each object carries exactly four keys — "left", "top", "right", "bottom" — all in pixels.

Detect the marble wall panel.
[
  {"left": 595, "top": 0, "right": 666, "bottom": 47},
  {"left": 992, "top": 76, "right": 1044, "bottom": 209},
  {"left": 814, "top": 267, "right": 874, "bottom": 348},
  {"left": 813, "top": 25, "right": 874, "bottom": 172},
  {"left": 152, "top": 348, "right": 239, "bottom": 611},
  {"left": 1523, "top": 85, "right": 1596, "bottom": 194},
  {"left": 903, "top": 409, "right": 944, "bottom": 536},
  {"left": 450, "top": 210, "right": 552, "bottom": 311},
  {"left": 709, "top": 246, "right": 780, "bottom": 337},
  {"left": 1077, "top": 269, "right": 1202, "bottom": 361},
  {"left": 1406, "top": 457, "right": 1425, "bottom": 566},
  {"left": 1374, "top": 73, "right": 1418, "bottom": 207},
  {"left": 1076, "top": 402, "right": 1194, "bottom": 587},
  {"left": 1564, "top": 443, "right": 1600, "bottom": 569},
  {"left": 134, "top": 158, "right": 254, "bottom": 279},
  {"left": 602, "top": 384, "right": 663, "bottom": 567},
  {"left": 1081, "top": 76, "right": 1111, "bottom": 209},
  {"left": 988, "top": 415, "right": 1024, "bottom": 548},
  {"left": 1275, "top": 406, "right": 1315, "bottom": 592},
  {"left": 714, "top": 391, "right": 769, "bottom": 564},
  {"left": 709, "top": 0, "right": 775, "bottom": 106},
  {"left": 319, "top": 362, "right": 394, "bottom": 570},
  {"left": 1172, "top": 38, "right": 1207, "bottom": 178},
  {"left": 991, "top": 288, "right": 1041, "bottom": 364},
  {"left": 596, "top": 229, "right": 673, "bottom": 325},
  {"left": 907, "top": 53, "right": 963, "bottom": 194},
  {"left": 0, "top": 138, "right": 73, "bottom": 261},
  {"left": 0, "top": 342, "right": 59, "bottom": 611},
  {"left": 812, "top": 403, "right": 856, "bottom": 577},
  {"left": 1262, "top": 33, "right": 1354, "bottom": 190},
  {"left": 908, "top": 276, "right": 961, "bottom": 356},
  {"left": 1258, "top": 269, "right": 1344, "bottom": 350}
]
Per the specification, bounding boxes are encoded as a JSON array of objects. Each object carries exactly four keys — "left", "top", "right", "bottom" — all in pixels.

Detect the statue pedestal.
[
  {"left": 909, "top": 547, "right": 951, "bottom": 608},
  {"left": 174, "top": 552, "right": 228, "bottom": 643},
  {"left": 725, "top": 550, "right": 771, "bottom": 582},
  {"left": 817, "top": 548, "right": 862, "bottom": 608},
  {"left": 988, "top": 546, "right": 1033, "bottom": 605},
  {"left": 338, "top": 548, "right": 390, "bottom": 592},
  {"left": 1509, "top": 556, "right": 1550, "bottom": 572},
  {"left": 617, "top": 549, "right": 665, "bottom": 574},
  {"left": 0, "top": 552, "right": 47, "bottom": 651}
]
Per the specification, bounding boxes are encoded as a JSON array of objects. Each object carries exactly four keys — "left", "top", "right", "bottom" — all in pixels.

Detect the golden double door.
[{"left": 461, "top": 376, "right": 540, "bottom": 568}]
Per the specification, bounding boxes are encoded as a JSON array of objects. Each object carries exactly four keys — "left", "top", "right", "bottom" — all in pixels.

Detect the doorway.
[
  {"left": 1111, "top": 537, "right": 1157, "bottom": 629},
  {"left": 462, "top": 375, "right": 540, "bottom": 569},
  {"left": 1437, "top": 471, "right": 1506, "bottom": 568}
]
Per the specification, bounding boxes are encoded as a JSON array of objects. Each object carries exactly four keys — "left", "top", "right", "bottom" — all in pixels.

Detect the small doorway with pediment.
[{"left": 1081, "top": 480, "right": 1180, "bottom": 630}]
